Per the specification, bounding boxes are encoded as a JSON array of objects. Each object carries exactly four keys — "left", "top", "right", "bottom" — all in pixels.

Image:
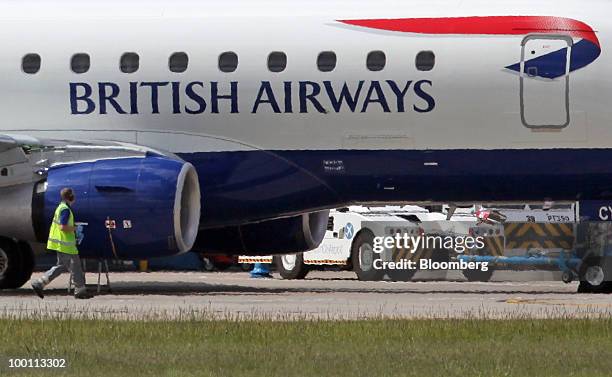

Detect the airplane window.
[
  {"left": 317, "top": 51, "right": 336, "bottom": 72},
  {"left": 71, "top": 53, "right": 90, "bottom": 74},
  {"left": 416, "top": 51, "right": 435, "bottom": 71},
  {"left": 169, "top": 52, "right": 188, "bottom": 73},
  {"left": 120, "top": 52, "right": 139, "bottom": 73},
  {"left": 219, "top": 52, "right": 238, "bottom": 73},
  {"left": 268, "top": 51, "right": 287, "bottom": 73},
  {"left": 366, "top": 50, "right": 385, "bottom": 71},
  {"left": 22, "top": 53, "right": 41, "bottom": 74}
]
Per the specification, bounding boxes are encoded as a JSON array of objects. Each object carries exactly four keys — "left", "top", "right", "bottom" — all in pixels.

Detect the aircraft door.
[{"left": 520, "top": 35, "right": 572, "bottom": 128}]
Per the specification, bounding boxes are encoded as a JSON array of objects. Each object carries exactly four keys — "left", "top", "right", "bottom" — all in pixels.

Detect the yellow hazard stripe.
[
  {"left": 493, "top": 237, "right": 504, "bottom": 256},
  {"left": 558, "top": 223, "right": 573, "bottom": 236},
  {"left": 304, "top": 260, "right": 347, "bottom": 265},
  {"left": 515, "top": 223, "right": 532, "bottom": 237},
  {"left": 484, "top": 236, "right": 504, "bottom": 256},
  {"left": 238, "top": 258, "right": 273, "bottom": 263},
  {"left": 504, "top": 223, "right": 519, "bottom": 236},
  {"left": 504, "top": 222, "right": 575, "bottom": 250},
  {"left": 544, "top": 223, "right": 560, "bottom": 237},
  {"left": 532, "top": 224, "right": 547, "bottom": 237}
]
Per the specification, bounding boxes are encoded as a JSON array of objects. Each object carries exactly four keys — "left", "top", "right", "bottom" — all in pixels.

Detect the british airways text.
[{"left": 69, "top": 80, "right": 435, "bottom": 115}]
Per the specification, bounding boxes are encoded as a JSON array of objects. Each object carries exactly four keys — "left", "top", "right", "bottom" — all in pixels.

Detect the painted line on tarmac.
[{"left": 505, "top": 298, "right": 612, "bottom": 307}]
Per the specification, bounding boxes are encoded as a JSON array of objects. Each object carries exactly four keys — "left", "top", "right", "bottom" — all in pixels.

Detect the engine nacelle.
[
  {"left": 195, "top": 210, "right": 330, "bottom": 255},
  {"left": 0, "top": 155, "right": 200, "bottom": 259}
]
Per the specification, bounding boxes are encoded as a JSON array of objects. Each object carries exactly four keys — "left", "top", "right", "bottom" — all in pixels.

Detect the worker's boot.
[
  {"left": 74, "top": 286, "right": 93, "bottom": 300},
  {"left": 31, "top": 277, "right": 48, "bottom": 299},
  {"left": 250, "top": 263, "right": 273, "bottom": 279}
]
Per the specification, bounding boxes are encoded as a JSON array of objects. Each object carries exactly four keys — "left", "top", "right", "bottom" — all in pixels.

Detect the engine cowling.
[
  {"left": 0, "top": 155, "right": 201, "bottom": 259},
  {"left": 195, "top": 210, "right": 330, "bottom": 255}
]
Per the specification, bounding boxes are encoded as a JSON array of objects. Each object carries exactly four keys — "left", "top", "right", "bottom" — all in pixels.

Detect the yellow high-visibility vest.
[{"left": 47, "top": 202, "right": 78, "bottom": 255}]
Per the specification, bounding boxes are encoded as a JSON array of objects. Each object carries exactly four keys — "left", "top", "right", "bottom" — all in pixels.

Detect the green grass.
[{"left": 1, "top": 318, "right": 612, "bottom": 377}]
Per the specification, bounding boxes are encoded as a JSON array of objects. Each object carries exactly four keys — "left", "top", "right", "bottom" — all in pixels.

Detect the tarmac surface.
[{"left": 2, "top": 270, "right": 612, "bottom": 320}]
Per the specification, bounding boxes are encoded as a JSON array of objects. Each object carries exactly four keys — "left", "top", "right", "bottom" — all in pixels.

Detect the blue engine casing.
[{"left": 35, "top": 155, "right": 200, "bottom": 259}]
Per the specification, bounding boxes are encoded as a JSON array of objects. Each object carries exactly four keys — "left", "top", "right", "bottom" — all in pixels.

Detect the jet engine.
[
  {"left": 0, "top": 155, "right": 201, "bottom": 259},
  {"left": 195, "top": 210, "right": 330, "bottom": 255}
]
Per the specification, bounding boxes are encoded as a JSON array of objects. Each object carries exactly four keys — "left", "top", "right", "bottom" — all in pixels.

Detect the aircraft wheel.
[
  {"left": 275, "top": 253, "right": 308, "bottom": 280},
  {"left": 0, "top": 238, "right": 33, "bottom": 289},
  {"left": 578, "top": 257, "right": 612, "bottom": 293},
  {"left": 351, "top": 229, "right": 384, "bottom": 281}
]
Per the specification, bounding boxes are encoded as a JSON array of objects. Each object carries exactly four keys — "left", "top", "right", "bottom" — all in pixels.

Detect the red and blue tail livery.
[{"left": 340, "top": 16, "right": 601, "bottom": 80}]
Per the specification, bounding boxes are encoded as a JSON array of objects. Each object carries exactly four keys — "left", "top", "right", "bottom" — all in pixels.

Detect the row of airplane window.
[{"left": 20, "top": 50, "right": 436, "bottom": 75}]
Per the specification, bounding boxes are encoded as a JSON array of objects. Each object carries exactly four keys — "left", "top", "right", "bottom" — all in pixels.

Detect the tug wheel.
[
  {"left": 274, "top": 253, "right": 308, "bottom": 280},
  {"left": 351, "top": 229, "right": 384, "bottom": 281}
]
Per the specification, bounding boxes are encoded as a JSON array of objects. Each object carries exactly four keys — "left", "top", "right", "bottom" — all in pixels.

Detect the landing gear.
[{"left": 0, "top": 238, "right": 34, "bottom": 289}]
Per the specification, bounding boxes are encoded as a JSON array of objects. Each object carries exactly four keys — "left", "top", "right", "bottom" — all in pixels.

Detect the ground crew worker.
[{"left": 31, "top": 188, "right": 92, "bottom": 299}]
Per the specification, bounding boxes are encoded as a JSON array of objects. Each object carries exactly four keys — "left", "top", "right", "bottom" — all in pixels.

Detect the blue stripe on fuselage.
[
  {"left": 178, "top": 148, "right": 612, "bottom": 227},
  {"left": 506, "top": 39, "right": 601, "bottom": 79}
]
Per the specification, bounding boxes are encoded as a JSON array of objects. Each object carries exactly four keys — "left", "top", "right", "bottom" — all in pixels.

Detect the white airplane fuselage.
[{"left": 2, "top": 0, "right": 612, "bottom": 227}]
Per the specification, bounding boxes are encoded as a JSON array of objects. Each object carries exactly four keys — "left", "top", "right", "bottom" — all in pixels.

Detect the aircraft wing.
[
  {"left": 0, "top": 134, "right": 41, "bottom": 187},
  {"left": 0, "top": 134, "right": 17, "bottom": 153},
  {"left": 0, "top": 133, "right": 181, "bottom": 187}
]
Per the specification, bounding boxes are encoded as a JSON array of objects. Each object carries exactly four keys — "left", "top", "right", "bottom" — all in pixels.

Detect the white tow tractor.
[{"left": 239, "top": 205, "right": 463, "bottom": 281}]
